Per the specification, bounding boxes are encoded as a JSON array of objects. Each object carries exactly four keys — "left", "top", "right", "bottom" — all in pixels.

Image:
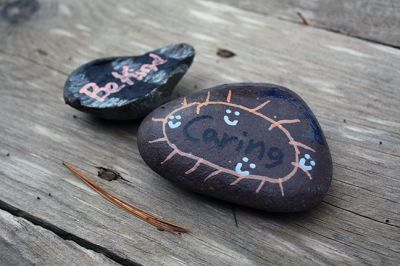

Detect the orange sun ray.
[
  {"left": 152, "top": 118, "right": 166, "bottom": 123},
  {"left": 149, "top": 137, "right": 167, "bottom": 144},
  {"left": 278, "top": 179, "right": 284, "bottom": 196},
  {"left": 251, "top": 100, "right": 271, "bottom": 112},
  {"left": 226, "top": 90, "right": 232, "bottom": 103},
  {"left": 204, "top": 170, "right": 222, "bottom": 181},
  {"left": 292, "top": 162, "right": 312, "bottom": 180},
  {"left": 230, "top": 177, "right": 244, "bottom": 186},
  {"left": 185, "top": 159, "right": 203, "bottom": 174},
  {"left": 161, "top": 150, "right": 178, "bottom": 164},
  {"left": 182, "top": 97, "right": 188, "bottom": 106},
  {"left": 205, "top": 91, "right": 210, "bottom": 103},
  {"left": 269, "top": 119, "right": 300, "bottom": 130},
  {"left": 289, "top": 141, "right": 315, "bottom": 152},
  {"left": 256, "top": 180, "right": 266, "bottom": 193}
]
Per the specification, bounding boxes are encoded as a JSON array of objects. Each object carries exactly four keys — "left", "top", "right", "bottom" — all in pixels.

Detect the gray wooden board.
[
  {"left": 0, "top": 209, "right": 118, "bottom": 266},
  {"left": 0, "top": 0, "right": 399, "bottom": 265},
  {"left": 217, "top": 0, "right": 400, "bottom": 48}
]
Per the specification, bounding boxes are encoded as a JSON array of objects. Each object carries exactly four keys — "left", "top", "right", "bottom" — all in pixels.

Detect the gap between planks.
[{"left": 0, "top": 199, "right": 141, "bottom": 266}]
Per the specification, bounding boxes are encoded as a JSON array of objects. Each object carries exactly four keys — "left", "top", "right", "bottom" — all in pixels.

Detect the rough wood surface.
[
  {"left": 218, "top": 0, "right": 400, "bottom": 47},
  {"left": 0, "top": 0, "right": 399, "bottom": 265},
  {"left": 0, "top": 209, "right": 118, "bottom": 266}
]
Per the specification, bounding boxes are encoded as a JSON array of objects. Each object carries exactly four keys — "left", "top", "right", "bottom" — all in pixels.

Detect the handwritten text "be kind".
[{"left": 80, "top": 53, "right": 167, "bottom": 102}]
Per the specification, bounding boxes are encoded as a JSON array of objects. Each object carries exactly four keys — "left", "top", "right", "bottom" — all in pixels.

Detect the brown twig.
[{"left": 63, "top": 162, "right": 189, "bottom": 235}]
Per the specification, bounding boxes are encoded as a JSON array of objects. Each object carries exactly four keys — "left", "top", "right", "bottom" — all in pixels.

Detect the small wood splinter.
[
  {"left": 297, "top": 11, "right": 309, "bottom": 26},
  {"left": 63, "top": 162, "right": 188, "bottom": 235}
]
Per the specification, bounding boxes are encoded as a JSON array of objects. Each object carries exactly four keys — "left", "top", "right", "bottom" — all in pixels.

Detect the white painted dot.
[
  {"left": 226, "top": 109, "right": 232, "bottom": 114},
  {"left": 169, "top": 115, "right": 175, "bottom": 119},
  {"left": 176, "top": 115, "right": 182, "bottom": 120},
  {"left": 234, "top": 111, "right": 240, "bottom": 116},
  {"left": 242, "top": 157, "right": 249, "bottom": 162},
  {"left": 250, "top": 163, "right": 256, "bottom": 169},
  {"left": 311, "top": 161, "right": 316, "bottom": 166},
  {"left": 305, "top": 154, "right": 310, "bottom": 159}
]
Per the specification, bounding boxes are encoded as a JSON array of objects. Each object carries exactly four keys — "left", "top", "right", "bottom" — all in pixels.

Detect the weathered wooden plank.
[
  {"left": 0, "top": 0, "right": 399, "bottom": 265},
  {"left": 0, "top": 209, "right": 118, "bottom": 266},
  {"left": 216, "top": 0, "right": 400, "bottom": 47}
]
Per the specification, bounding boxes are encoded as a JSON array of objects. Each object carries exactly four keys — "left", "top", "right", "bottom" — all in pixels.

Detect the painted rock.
[
  {"left": 63, "top": 43, "right": 195, "bottom": 120},
  {"left": 138, "top": 83, "right": 332, "bottom": 212}
]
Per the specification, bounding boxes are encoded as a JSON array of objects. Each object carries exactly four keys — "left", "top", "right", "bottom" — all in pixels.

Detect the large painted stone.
[
  {"left": 64, "top": 43, "right": 195, "bottom": 120},
  {"left": 138, "top": 83, "right": 332, "bottom": 212}
]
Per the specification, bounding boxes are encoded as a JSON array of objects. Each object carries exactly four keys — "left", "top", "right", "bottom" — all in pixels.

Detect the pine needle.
[{"left": 63, "top": 162, "right": 189, "bottom": 235}]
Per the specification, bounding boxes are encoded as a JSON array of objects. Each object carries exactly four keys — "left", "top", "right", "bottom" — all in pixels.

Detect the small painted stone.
[
  {"left": 63, "top": 43, "right": 195, "bottom": 120},
  {"left": 138, "top": 83, "right": 332, "bottom": 212}
]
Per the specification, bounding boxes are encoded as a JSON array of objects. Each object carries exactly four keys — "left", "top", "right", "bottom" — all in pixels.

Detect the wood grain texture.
[
  {"left": 217, "top": 0, "right": 400, "bottom": 47},
  {"left": 0, "top": 0, "right": 399, "bottom": 265},
  {"left": 0, "top": 209, "right": 118, "bottom": 266}
]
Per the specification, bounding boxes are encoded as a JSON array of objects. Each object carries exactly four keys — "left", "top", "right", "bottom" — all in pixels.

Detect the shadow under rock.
[{"left": 75, "top": 113, "right": 143, "bottom": 137}]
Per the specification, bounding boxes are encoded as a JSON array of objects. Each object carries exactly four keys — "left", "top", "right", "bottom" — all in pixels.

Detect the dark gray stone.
[
  {"left": 63, "top": 43, "right": 195, "bottom": 120},
  {"left": 137, "top": 83, "right": 332, "bottom": 212}
]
